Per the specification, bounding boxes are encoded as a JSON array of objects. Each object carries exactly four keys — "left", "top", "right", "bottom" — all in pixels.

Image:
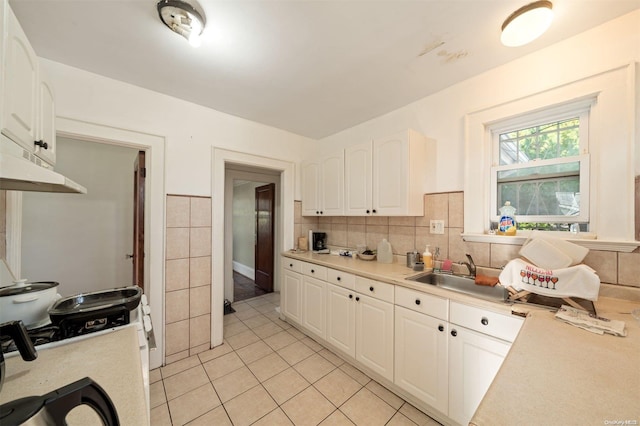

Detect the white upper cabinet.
[
  {"left": 35, "top": 65, "right": 56, "bottom": 165},
  {"left": 344, "top": 142, "right": 373, "bottom": 215},
  {"left": 1, "top": 6, "right": 57, "bottom": 166},
  {"left": 345, "top": 129, "right": 433, "bottom": 216},
  {"left": 301, "top": 152, "right": 344, "bottom": 216},
  {"left": 2, "top": 7, "right": 38, "bottom": 152}
]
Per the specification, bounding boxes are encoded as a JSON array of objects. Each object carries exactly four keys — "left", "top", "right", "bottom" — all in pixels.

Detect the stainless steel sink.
[{"left": 407, "top": 272, "right": 508, "bottom": 302}]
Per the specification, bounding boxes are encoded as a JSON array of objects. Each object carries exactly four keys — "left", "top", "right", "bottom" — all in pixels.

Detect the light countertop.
[
  {"left": 0, "top": 326, "right": 148, "bottom": 425},
  {"left": 283, "top": 251, "right": 640, "bottom": 425}
]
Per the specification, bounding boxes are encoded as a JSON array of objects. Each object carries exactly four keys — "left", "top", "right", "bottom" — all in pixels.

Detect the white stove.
[{"left": 3, "top": 293, "right": 155, "bottom": 418}]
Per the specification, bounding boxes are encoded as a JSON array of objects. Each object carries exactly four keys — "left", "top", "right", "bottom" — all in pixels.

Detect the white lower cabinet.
[
  {"left": 394, "top": 305, "right": 448, "bottom": 414},
  {"left": 302, "top": 275, "right": 326, "bottom": 339},
  {"left": 326, "top": 283, "right": 356, "bottom": 357},
  {"left": 281, "top": 257, "right": 524, "bottom": 426},
  {"left": 326, "top": 282, "right": 394, "bottom": 382},
  {"left": 282, "top": 269, "right": 303, "bottom": 326},
  {"left": 355, "top": 293, "right": 394, "bottom": 382},
  {"left": 447, "top": 325, "right": 511, "bottom": 425},
  {"left": 447, "top": 301, "right": 523, "bottom": 425}
]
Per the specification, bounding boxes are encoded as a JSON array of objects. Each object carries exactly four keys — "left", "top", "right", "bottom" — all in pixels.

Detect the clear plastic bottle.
[
  {"left": 377, "top": 239, "right": 393, "bottom": 264},
  {"left": 422, "top": 245, "right": 433, "bottom": 268}
]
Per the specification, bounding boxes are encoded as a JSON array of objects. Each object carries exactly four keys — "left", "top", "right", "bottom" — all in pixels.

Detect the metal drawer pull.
[
  {"left": 369, "top": 286, "right": 374, "bottom": 292},
  {"left": 438, "top": 325, "right": 444, "bottom": 332},
  {"left": 337, "top": 277, "right": 341, "bottom": 281},
  {"left": 415, "top": 299, "right": 421, "bottom": 305},
  {"left": 349, "top": 294, "right": 353, "bottom": 299},
  {"left": 451, "top": 329, "right": 457, "bottom": 337},
  {"left": 355, "top": 296, "right": 360, "bottom": 301},
  {"left": 311, "top": 269, "right": 315, "bottom": 273},
  {"left": 481, "top": 317, "right": 489, "bottom": 326}
]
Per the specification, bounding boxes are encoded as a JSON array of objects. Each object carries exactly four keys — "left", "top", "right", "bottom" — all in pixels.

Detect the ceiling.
[{"left": 9, "top": 1, "right": 640, "bottom": 139}]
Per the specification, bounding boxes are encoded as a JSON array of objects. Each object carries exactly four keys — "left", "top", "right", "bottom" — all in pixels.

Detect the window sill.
[{"left": 461, "top": 233, "right": 639, "bottom": 253}]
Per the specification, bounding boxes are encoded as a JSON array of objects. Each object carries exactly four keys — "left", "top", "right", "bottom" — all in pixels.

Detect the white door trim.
[{"left": 212, "top": 148, "right": 294, "bottom": 347}]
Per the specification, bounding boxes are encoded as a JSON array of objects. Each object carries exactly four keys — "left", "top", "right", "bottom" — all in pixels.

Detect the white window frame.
[
  {"left": 463, "top": 64, "right": 638, "bottom": 252},
  {"left": 488, "top": 102, "right": 592, "bottom": 226}
]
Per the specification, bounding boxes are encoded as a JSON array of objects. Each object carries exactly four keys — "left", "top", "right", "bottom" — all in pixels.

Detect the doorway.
[
  {"left": 212, "top": 149, "right": 295, "bottom": 347},
  {"left": 225, "top": 169, "right": 279, "bottom": 304}
]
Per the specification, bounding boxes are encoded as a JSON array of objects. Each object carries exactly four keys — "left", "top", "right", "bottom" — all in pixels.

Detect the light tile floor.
[{"left": 150, "top": 292, "right": 442, "bottom": 426}]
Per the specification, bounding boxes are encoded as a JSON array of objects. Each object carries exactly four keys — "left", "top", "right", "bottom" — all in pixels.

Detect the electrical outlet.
[{"left": 430, "top": 220, "right": 445, "bottom": 234}]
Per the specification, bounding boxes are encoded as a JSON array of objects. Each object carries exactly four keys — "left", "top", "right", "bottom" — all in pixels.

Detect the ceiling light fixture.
[
  {"left": 501, "top": 1, "right": 554, "bottom": 47},
  {"left": 157, "top": 0, "right": 206, "bottom": 48}
]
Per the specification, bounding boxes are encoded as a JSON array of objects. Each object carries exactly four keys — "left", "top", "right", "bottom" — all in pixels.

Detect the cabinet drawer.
[
  {"left": 395, "top": 286, "right": 448, "bottom": 321},
  {"left": 301, "top": 262, "right": 328, "bottom": 281},
  {"left": 355, "top": 277, "right": 394, "bottom": 303},
  {"left": 450, "top": 301, "right": 523, "bottom": 342},
  {"left": 283, "top": 258, "right": 302, "bottom": 273},
  {"left": 327, "top": 268, "right": 355, "bottom": 290}
]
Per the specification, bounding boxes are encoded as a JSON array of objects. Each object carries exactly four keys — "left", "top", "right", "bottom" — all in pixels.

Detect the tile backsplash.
[
  {"left": 295, "top": 192, "right": 640, "bottom": 292},
  {"left": 165, "top": 195, "right": 212, "bottom": 364}
]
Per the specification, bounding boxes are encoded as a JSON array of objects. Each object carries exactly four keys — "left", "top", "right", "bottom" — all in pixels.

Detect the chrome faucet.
[{"left": 461, "top": 253, "right": 476, "bottom": 277}]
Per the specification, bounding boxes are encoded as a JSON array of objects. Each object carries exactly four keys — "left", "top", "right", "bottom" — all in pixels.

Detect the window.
[{"left": 489, "top": 102, "right": 591, "bottom": 231}]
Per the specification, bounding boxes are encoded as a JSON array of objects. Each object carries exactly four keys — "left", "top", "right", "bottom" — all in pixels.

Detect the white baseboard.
[{"left": 233, "top": 261, "right": 255, "bottom": 280}]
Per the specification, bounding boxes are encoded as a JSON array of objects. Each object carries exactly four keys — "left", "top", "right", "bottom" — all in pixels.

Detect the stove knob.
[{"left": 143, "top": 316, "right": 153, "bottom": 332}]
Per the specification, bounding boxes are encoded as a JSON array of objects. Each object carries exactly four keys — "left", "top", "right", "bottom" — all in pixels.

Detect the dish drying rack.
[{"left": 506, "top": 286, "right": 590, "bottom": 312}]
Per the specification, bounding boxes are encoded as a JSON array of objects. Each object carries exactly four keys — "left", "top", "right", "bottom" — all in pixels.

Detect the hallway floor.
[
  {"left": 150, "top": 292, "right": 441, "bottom": 426},
  {"left": 234, "top": 271, "right": 269, "bottom": 302}
]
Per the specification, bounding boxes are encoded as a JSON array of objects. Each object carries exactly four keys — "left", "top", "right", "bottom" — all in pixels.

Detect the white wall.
[
  {"left": 315, "top": 10, "right": 639, "bottom": 242},
  {"left": 318, "top": 10, "right": 640, "bottom": 191},
  {"left": 41, "top": 59, "right": 316, "bottom": 198},
  {"left": 22, "top": 137, "right": 139, "bottom": 296}
]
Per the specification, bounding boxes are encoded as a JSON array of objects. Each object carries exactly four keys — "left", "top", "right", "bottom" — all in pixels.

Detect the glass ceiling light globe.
[
  {"left": 157, "top": 0, "right": 206, "bottom": 48},
  {"left": 501, "top": 1, "right": 554, "bottom": 47}
]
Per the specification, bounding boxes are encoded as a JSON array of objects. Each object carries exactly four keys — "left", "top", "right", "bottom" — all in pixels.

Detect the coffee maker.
[{"left": 312, "top": 232, "right": 329, "bottom": 253}]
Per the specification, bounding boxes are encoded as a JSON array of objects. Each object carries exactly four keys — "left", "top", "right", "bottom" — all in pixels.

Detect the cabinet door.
[
  {"left": 326, "top": 283, "right": 355, "bottom": 357},
  {"left": 302, "top": 276, "right": 326, "bottom": 339},
  {"left": 344, "top": 142, "right": 372, "bottom": 215},
  {"left": 282, "top": 270, "right": 303, "bottom": 325},
  {"left": 448, "top": 326, "right": 511, "bottom": 426},
  {"left": 372, "top": 133, "right": 409, "bottom": 215},
  {"left": 35, "top": 67, "right": 56, "bottom": 165},
  {"left": 2, "top": 8, "right": 38, "bottom": 151},
  {"left": 320, "top": 152, "right": 344, "bottom": 215},
  {"left": 301, "top": 160, "right": 321, "bottom": 216},
  {"left": 355, "top": 293, "right": 394, "bottom": 381},
  {"left": 394, "top": 306, "right": 448, "bottom": 414}
]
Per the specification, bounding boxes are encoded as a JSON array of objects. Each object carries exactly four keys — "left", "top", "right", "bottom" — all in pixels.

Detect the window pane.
[{"left": 499, "top": 117, "right": 580, "bottom": 164}]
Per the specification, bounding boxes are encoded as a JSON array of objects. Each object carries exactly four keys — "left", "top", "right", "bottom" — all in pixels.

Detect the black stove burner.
[
  {"left": 1, "top": 325, "right": 61, "bottom": 354},
  {"left": 1, "top": 306, "right": 132, "bottom": 355}
]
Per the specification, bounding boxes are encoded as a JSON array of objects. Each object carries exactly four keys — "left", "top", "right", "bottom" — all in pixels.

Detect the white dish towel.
[{"left": 499, "top": 258, "right": 600, "bottom": 301}]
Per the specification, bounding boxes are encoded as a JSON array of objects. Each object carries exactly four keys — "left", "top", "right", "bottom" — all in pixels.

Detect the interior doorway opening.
[
  {"left": 225, "top": 167, "right": 280, "bottom": 304},
  {"left": 212, "top": 149, "right": 295, "bottom": 347}
]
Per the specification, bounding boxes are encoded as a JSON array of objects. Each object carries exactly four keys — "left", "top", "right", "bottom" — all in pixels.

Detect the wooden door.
[
  {"left": 132, "top": 151, "right": 145, "bottom": 291},
  {"left": 254, "top": 183, "right": 275, "bottom": 292}
]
